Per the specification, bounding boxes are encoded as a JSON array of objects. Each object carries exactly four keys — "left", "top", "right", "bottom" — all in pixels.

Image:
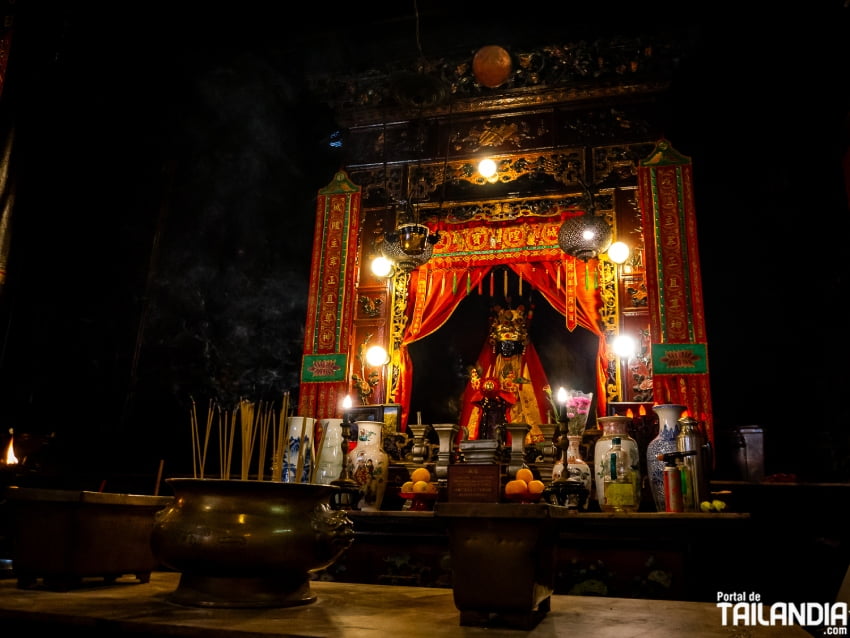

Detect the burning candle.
[
  {"left": 342, "top": 395, "right": 352, "bottom": 424},
  {"left": 556, "top": 386, "right": 568, "bottom": 421},
  {"left": 3, "top": 428, "right": 18, "bottom": 465}
]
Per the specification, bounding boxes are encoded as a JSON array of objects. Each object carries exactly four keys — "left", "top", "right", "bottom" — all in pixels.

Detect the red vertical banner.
[
  {"left": 638, "top": 140, "right": 714, "bottom": 447},
  {"left": 298, "top": 171, "right": 361, "bottom": 420},
  {"left": 0, "top": 2, "right": 15, "bottom": 292}
]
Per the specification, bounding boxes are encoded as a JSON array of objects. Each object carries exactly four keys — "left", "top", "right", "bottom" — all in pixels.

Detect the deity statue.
[{"left": 458, "top": 303, "right": 550, "bottom": 444}]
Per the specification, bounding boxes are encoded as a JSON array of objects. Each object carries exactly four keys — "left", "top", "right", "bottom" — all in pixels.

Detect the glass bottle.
[
  {"left": 347, "top": 421, "right": 389, "bottom": 511},
  {"left": 594, "top": 416, "right": 640, "bottom": 511},
  {"left": 601, "top": 437, "right": 639, "bottom": 512}
]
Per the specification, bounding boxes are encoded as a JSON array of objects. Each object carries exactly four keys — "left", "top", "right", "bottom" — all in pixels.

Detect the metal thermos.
[{"left": 676, "top": 416, "right": 710, "bottom": 511}]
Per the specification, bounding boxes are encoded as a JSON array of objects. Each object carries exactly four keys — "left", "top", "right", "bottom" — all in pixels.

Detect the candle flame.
[
  {"left": 3, "top": 433, "right": 17, "bottom": 465},
  {"left": 638, "top": 405, "right": 646, "bottom": 416},
  {"left": 557, "top": 387, "right": 568, "bottom": 404},
  {"left": 626, "top": 408, "right": 634, "bottom": 418}
]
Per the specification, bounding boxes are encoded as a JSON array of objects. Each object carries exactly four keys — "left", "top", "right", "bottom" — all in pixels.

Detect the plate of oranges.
[
  {"left": 400, "top": 466, "right": 439, "bottom": 511},
  {"left": 503, "top": 467, "right": 545, "bottom": 503}
]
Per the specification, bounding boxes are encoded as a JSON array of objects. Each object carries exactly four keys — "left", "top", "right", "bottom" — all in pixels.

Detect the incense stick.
[
  {"left": 154, "top": 459, "right": 164, "bottom": 495},
  {"left": 271, "top": 392, "right": 290, "bottom": 481},
  {"left": 240, "top": 399, "right": 257, "bottom": 481},
  {"left": 190, "top": 397, "right": 198, "bottom": 479},
  {"left": 310, "top": 421, "right": 327, "bottom": 484},
  {"left": 294, "top": 416, "right": 307, "bottom": 484},
  {"left": 201, "top": 400, "right": 213, "bottom": 479},
  {"left": 257, "top": 402, "right": 271, "bottom": 481}
]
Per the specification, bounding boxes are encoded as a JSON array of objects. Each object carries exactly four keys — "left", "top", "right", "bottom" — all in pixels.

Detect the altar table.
[{"left": 0, "top": 571, "right": 810, "bottom": 637}]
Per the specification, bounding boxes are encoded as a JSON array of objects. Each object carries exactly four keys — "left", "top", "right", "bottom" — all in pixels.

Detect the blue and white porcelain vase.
[
  {"left": 646, "top": 404, "right": 686, "bottom": 511},
  {"left": 282, "top": 416, "right": 315, "bottom": 483}
]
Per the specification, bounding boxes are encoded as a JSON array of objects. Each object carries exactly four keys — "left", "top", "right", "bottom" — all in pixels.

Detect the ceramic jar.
[
  {"left": 647, "top": 404, "right": 686, "bottom": 512},
  {"left": 594, "top": 416, "right": 640, "bottom": 511},
  {"left": 347, "top": 421, "right": 389, "bottom": 511},
  {"left": 552, "top": 434, "right": 591, "bottom": 510}
]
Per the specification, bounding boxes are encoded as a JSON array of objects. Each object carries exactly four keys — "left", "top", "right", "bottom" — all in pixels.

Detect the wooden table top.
[{"left": 0, "top": 571, "right": 813, "bottom": 637}]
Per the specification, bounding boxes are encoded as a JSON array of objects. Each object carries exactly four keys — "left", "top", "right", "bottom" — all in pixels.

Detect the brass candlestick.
[{"left": 330, "top": 415, "right": 361, "bottom": 510}]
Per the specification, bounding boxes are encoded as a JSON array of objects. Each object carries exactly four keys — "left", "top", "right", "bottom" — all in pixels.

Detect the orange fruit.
[
  {"left": 516, "top": 467, "right": 534, "bottom": 483},
  {"left": 426, "top": 482, "right": 439, "bottom": 494},
  {"left": 528, "top": 479, "right": 545, "bottom": 496},
  {"left": 401, "top": 481, "right": 415, "bottom": 493},
  {"left": 411, "top": 467, "right": 431, "bottom": 483},
  {"left": 412, "top": 480, "right": 430, "bottom": 492},
  {"left": 504, "top": 479, "right": 529, "bottom": 498}
]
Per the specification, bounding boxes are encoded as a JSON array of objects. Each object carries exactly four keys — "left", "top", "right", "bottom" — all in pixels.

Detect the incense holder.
[
  {"left": 4, "top": 486, "right": 173, "bottom": 590},
  {"left": 151, "top": 478, "right": 354, "bottom": 608}
]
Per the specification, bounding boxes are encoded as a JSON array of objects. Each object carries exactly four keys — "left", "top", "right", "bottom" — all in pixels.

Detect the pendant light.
[{"left": 557, "top": 180, "right": 613, "bottom": 262}]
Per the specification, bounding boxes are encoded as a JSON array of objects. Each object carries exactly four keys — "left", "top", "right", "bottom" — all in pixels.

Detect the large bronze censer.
[{"left": 151, "top": 478, "right": 354, "bottom": 608}]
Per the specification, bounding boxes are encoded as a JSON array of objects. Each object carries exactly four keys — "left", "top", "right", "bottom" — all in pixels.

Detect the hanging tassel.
[
  {"left": 518, "top": 272, "right": 523, "bottom": 296},
  {"left": 584, "top": 263, "right": 590, "bottom": 290},
  {"left": 478, "top": 276, "right": 483, "bottom": 295},
  {"left": 556, "top": 263, "right": 561, "bottom": 289},
  {"left": 452, "top": 271, "right": 457, "bottom": 295},
  {"left": 466, "top": 271, "right": 471, "bottom": 296},
  {"left": 489, "top": 271, "right": 494, "bottom": 297},
  {"left": 440, "top": 271, "right": 445, "bottom": 296},
  {"left": 503, "top": 269, "right": 508, "bottom": 298}
]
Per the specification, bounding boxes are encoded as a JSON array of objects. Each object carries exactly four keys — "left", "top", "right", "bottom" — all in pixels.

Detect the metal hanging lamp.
[
  {"left": 557, "top": 181, "right": 613, "bottom": 262},
  {"left": 380, "top": 201, "right": 438, "bottom": 273}
]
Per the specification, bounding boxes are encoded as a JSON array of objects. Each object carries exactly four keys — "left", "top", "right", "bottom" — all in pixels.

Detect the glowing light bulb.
[
  {"left": 365, "top": 345, "right": 389, "bottom": 366},
  {"left": 478, "top": 158, "right": 497, "bottom": 179},
  {"left": 612, "top": 334, "right": 636, "bottom": 358},
  {"left": 607, "top": 241, "right": 630, "bottom": 264},
  {"left": 371, "top": 256, "right": 394, "bottom": 277}
]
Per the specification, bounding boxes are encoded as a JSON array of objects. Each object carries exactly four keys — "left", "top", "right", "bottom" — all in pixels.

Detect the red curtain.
[
  {"left": 395, "top": 258, "right": 606, "bottom": 429},
  {"left": 509, "top": 261, "right": 607, "bottom": 418}
]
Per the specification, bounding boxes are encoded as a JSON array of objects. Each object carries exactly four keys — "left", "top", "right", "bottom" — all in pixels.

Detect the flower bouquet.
[
  {"left": 563, "top": 390, "right": 593, "bottom": 435},
  {"left": 544, "top": 386, "right": 594, "bottom": 436}
]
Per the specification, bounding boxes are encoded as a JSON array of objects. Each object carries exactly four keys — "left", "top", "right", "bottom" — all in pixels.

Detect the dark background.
[{"left": 0, "top": 3, "right": 847, "bottom": 484}]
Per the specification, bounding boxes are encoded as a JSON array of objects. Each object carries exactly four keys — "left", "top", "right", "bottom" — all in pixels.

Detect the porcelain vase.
[
  {"left": 313, "top": 418, "right": 344, "bottom": 485},
  {"left": 551, "top": 435, "right": 591, "bottom": 510},
  {"left": 594, "top": 416, "right": 640, "bottom": 512},
  {"left": 347, "top": 421, "right": 389, "bottom": 511},
  {"left": 282, "top": 416, "right": 315, "bottom": 484},
  {"left": 646, "top": 404, "right": 686, "bottom": 511}
]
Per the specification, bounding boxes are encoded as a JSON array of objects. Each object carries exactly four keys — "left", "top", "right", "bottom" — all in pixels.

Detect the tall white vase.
[
  {"left": 314, "top": 418, "right": 344, "bottom": 485},
  {"left": 282, "top": 416, "right": 315, "bottom": 484},
  {"left": 348, "top": 421, "right": 389, "bottom": 511}
]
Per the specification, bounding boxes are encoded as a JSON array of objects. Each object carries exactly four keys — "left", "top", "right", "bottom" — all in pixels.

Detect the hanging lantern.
[
  {"left": 381, "top": 223, "right": 439, "bottom": 273},
  {"left": 557, "top": 212, "right": 613, "bottom": 262}
]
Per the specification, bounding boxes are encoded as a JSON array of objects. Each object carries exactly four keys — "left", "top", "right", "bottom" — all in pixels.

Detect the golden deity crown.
[{"left": 489, "top": 305, "right": 528, "bottom": 345}]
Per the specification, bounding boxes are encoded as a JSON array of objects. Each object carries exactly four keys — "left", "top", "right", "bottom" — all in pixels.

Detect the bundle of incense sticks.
[
  {"left": 270, "top": 391, "right": 291, "bottom": 482},
  {"left": 190, "top": 392, "right": 298, "bottom": 481}
]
